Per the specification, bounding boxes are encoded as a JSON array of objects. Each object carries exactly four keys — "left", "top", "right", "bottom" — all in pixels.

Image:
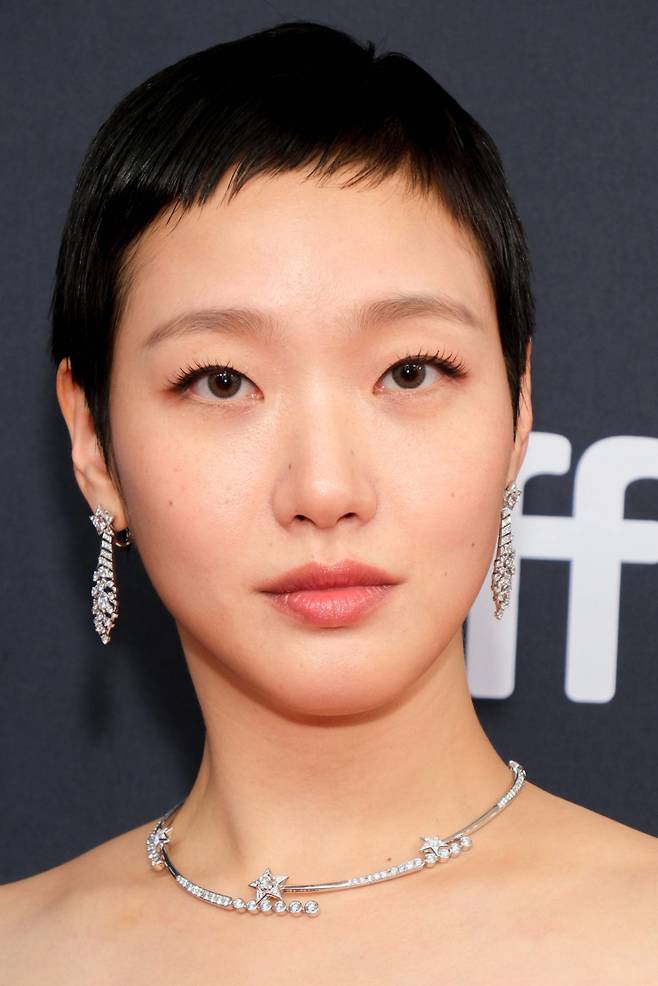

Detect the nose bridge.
[
  {"left": 289, "top": 377, "right": 359, "bottom": 480},
  {"left": 272, "top": 379, "right": 374, "bottom": 527}
]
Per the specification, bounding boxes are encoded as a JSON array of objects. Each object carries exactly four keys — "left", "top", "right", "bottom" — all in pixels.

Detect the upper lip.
[{"left": 259, "top": 559, "right": 400, "bottom": 593}]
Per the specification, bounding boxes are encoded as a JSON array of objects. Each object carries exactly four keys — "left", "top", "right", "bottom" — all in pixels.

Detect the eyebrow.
[{"left": 140, "top": 292, "right": 483, "bottom": 351}]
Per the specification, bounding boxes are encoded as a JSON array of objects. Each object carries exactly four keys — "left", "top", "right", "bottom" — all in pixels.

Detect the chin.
[{"left": 255, "top": 655, "right": 417, "bottom": 720}]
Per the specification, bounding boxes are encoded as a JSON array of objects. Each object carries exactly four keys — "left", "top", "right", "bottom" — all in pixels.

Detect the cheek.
[
  {"left": 390, "top": 391, "right": 512, "bottom": 605},
  {"left": 108, "top": 402, "right": 258, "bottom": 621}
]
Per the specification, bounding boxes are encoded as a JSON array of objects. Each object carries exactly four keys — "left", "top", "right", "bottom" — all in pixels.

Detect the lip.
[
  {"left": 264, "top": 584, "right": 397, "bottom": 627},
  {"left": 258, "top": 559, "right": 399, "bottom": 594},
  {"left": 259, "top": 560, "right": 401, "bottom": 628}
]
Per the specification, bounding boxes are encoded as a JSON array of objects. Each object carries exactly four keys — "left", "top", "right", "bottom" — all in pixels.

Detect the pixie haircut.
[{"left": 50, "top": 19, "right": 535, "bottom": 492}]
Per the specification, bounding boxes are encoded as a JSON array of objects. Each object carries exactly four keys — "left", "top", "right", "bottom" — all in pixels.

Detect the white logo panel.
[{"left": 466, "top": 433, "right": 658, "bottom": 703}]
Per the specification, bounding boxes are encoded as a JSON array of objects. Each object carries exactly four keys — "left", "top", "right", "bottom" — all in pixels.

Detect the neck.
[{"left": 165, "top": 629, "right": 515, "bottom": 891}]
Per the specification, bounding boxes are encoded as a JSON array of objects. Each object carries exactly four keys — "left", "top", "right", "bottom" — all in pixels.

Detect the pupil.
[
  {"left": 209, "top": 369, "right": 240, "bottom": 398},
  {"left": 395, "top": 362, "right": 425, "bottom": 389}
]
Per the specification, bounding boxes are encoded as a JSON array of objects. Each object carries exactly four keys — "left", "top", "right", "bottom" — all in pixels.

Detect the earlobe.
[{"left": 55, "top": 357, "right": 129, "bottom": 530}]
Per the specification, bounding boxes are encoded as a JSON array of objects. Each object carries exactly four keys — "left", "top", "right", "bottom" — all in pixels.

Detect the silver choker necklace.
[{"left": 146, "top": 759, "right": 526, "bottom": 919}]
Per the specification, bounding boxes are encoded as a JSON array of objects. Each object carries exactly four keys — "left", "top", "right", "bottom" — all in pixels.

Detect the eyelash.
[{"left": 166, "top": 348, "right": 467, "bottom": 394}]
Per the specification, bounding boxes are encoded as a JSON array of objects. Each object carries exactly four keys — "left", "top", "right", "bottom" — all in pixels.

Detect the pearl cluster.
[{"left": 174, "top": 876, "right": 320, "bottom": 916}]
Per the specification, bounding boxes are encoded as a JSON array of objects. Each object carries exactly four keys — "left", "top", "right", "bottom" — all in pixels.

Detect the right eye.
[{"left": 167, "top": 360, "right": 258, "bottom": 401}]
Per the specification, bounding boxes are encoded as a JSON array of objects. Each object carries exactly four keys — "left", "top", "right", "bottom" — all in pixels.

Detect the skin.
[{"left": 2, "top": 166, "right": 656, "bottom": 984}]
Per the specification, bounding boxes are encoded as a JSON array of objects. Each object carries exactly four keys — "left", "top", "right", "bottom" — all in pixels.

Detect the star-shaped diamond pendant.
[
  {"left": 145, "top": 823, "right": 174, "bottom": 870},
  {"left": 154, "top": 825, "right": 173, "bottom": 848},
  {"left": 419, "top": 835, "right": 448, "bottom": 858},
  {"left": 248, "top": 867, "right": 290, "bottom": 904}
]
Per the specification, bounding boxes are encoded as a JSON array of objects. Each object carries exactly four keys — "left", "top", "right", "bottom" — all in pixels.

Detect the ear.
[
  {"left": 507, "top": 338, "right": 533, "bottom": 484},
  {"left": 55, "top": 357, "right": 130, "bottom": 531}
]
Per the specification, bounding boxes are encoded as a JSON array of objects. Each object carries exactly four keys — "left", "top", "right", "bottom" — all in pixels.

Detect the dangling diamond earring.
[
  {"left": 89, "top": 504, "right": 133, "bottom": 644},
  {"left": 491, "top": 481, "right": 522, "bottom": 620}
]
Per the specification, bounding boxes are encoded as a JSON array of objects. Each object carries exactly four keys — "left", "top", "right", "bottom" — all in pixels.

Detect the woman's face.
[{"left": 106, "top": 166, "right": 531, "bottom": 716}]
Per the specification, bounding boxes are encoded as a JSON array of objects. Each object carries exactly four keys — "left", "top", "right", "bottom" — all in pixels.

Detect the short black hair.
[{"left": 50, "top": 19, "right": 535, "bottom": 492}]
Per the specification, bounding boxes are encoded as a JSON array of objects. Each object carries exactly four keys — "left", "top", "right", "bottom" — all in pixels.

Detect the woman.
[{"left": 2, "top": 19, "right": 655, "bottom": 984}]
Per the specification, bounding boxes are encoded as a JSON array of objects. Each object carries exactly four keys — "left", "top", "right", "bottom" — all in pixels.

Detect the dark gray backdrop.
[{"left": 1, "top": 0, "right": 656, "bottom": 883}]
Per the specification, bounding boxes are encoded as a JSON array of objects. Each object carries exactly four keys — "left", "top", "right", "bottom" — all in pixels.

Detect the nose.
[{"left": 271, "top": 394, "right": 377, "bottom": 531}]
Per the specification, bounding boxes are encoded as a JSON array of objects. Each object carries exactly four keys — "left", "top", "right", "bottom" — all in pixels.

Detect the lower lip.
[{"left": 263, "top": 584, "right": 396, "bottom": 626}]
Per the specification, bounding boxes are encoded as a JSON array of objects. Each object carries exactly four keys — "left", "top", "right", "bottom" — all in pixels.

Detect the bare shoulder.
[
  {"left": 517, "top": 779, "right": 658, "bottom": 883},
  {"left": 0, "top": 815, "right": 159, "bottom": 986},
  {"left": 536, "top": 778, "right": 655, "bottom": 847},
  {"left": 506, "top": 781, "right": 658, "bottom": 978}
]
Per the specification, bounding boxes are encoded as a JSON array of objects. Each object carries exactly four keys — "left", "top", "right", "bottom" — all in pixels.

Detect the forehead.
[{"left": 118, "top": 167, "right": 496, "bottom": 343}]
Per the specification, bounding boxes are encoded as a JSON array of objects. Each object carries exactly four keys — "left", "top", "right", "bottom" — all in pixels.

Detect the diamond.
[
  {"left": 248, "top": 867, "right": 289, "bottom": 904},
  {"left": 90, "top": 505, "right": 113, "bottom": 535}
]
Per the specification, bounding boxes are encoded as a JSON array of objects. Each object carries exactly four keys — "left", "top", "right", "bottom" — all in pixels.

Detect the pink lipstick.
[{"left": 259, "top": 559, "right": 400, "bottom": 627}]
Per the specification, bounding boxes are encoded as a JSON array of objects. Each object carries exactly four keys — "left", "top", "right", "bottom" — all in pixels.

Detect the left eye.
[
  {"left": 380, "top": 357, "right": 445, "bottom": 391},
  {"left": 378, "top": 351, "right": 466, "bottom": 391}
]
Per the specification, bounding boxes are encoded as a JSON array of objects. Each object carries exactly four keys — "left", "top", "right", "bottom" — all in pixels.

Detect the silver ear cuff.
[
  {"left": 89, "top": 505, "right": 133, "bottom": 644},
  {"left": 491, "top": 481, "right": 522, "bottom": 620}
]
